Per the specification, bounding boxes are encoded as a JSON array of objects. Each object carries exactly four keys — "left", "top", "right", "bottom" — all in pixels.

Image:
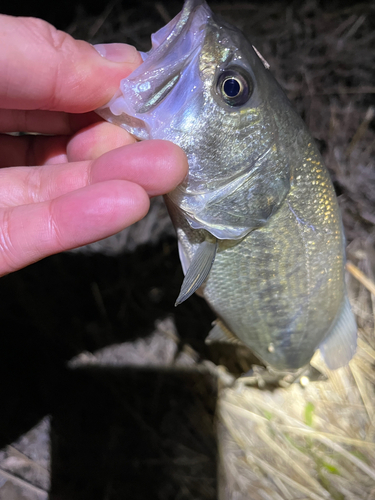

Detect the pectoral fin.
[
  {"left": 319, "top": 295, "right": 357, "bottom": 370},
  {"left": 177, "top": 240, "right": 190, "bottom": 276},
  {"left": 175, "top": 239, "right": 217, "bottom": 306}
]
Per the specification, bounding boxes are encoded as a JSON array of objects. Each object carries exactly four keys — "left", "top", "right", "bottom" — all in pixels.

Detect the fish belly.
[{"left": 174, "top": 143, "right": 346, "bottom": 370}]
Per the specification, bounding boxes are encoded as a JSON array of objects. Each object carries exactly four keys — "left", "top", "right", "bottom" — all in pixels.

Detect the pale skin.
[{"left": 0, "top": 14, "right": 188, "bottom": 276}]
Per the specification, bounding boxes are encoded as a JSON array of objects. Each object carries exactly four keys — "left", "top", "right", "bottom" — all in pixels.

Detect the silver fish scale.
[
  {"left": 200, "top": 138, "right": 344, "bottom": 369},
  {"left": 98, "top": 0, "right": 356, "bottom": 370}
]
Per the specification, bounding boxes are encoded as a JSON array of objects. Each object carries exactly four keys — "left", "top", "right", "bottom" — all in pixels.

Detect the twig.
[
  {"left": 349, "top": 362, "right": 375, "bottom": 425},
  {"left": 88, "top": 0, "right": 118, "bottom": 39},
  {"left": 346, "top": 261, "right": 375, "bottom": 297},
  {"left": 346, "top": 106, "right": 375, "bottom": 156},
  {"left": 243, "top": 450, "right": 329, "bottom": 500},
  {"left": 154, "top": 2, "right": 171, "bottom": 23},
  {"left": 222, "top": 400, "right": 375, "bottom": 448}
]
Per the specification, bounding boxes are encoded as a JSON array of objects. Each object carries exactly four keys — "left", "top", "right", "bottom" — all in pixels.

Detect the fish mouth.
[
  {"left": 135, "top": 0, "right": 208, "bottom": 114},
  {"left": 96, "top": 0, "right": 212, "bottom": 139},
  {"left": 147, "top": 0, "right": 204, "bottom": 53}
]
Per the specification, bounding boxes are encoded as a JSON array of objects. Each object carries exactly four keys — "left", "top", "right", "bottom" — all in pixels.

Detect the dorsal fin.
[{"left": 175, "top": 239, "right": 217, "bottom": 306}]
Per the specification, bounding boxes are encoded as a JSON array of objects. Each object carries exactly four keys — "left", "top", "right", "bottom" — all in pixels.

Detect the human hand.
[{"left": 0, "top": 15, "right": 188, "bottom": 276}]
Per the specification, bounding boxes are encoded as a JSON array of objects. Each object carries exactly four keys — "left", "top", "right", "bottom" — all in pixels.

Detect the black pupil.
[{"left": 223, "top": 78, "right": 240, "bottom": 97}]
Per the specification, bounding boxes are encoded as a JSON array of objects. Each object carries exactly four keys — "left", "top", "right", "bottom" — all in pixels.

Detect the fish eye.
[{"left": 217, "top": 69, "right": 252, "bottom": 107}]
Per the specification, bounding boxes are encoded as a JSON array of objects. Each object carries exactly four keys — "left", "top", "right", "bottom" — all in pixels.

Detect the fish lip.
[
  {"left": 132, "top": 2, "right": 208, "bottom": 115},
  {"left": 149, "top": 0, "right": 207, "bottom": 53},
  {"left": 96, "top": 0, "right": 211, "bottom": 137}
]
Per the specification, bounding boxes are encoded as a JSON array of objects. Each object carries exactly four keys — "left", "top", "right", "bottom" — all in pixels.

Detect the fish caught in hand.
[{"left": 97, "top": 0, "right": 357, "bottom": 371}]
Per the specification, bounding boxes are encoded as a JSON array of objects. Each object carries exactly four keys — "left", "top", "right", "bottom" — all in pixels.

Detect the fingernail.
[{"left": 93, "top": 43, "right": 140, "bottom": 63}]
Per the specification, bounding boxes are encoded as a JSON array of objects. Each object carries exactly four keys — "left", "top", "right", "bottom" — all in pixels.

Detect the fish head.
[{"left": 98, "top": 0, "right": 297, "bottom": 240}]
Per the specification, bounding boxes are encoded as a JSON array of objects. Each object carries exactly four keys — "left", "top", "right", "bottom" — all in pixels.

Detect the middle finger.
[
  {"left": 0, "top": 121, "right": 135, "bottom": 167},
  {"left": 0, "top": 140, "right": 188, "bottom": 207}
]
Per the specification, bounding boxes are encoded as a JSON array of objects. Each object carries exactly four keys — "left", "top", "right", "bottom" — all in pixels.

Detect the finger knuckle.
[
  {"left": 47, "top": 202, "right": 66, "bottom": 252},
  {"left": 23, "top": 18, "right": 76, "bottom": 109},
  {"left": 0, "top": 209, "right": 19, "bottom": 274},
  {"left": 23, "top": 17, "right": 70, "bottom": 52},
  {"left": 24, "top": 165, "right": 42, "bottom": 201}
]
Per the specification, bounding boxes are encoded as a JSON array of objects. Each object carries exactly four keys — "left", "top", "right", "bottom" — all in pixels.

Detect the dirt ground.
[{"left": 0, "top": 1, "right": 374, "bottom": 499}]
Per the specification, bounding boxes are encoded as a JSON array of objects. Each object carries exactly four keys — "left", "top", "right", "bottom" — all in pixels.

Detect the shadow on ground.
[
  {"left": 49, "top": 367, "right": 217, "bottom": 500},
  {"left": 0, "top": 241, "right": 219, "bottom": 499}
]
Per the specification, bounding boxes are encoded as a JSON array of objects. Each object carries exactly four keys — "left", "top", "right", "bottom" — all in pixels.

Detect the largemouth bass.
[{"left": 97, "top": 0, "right": 357, "bottom": 371}]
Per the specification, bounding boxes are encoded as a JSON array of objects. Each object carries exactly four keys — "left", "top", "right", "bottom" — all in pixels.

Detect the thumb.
[{"left": 0, "top": 14, "right": 142, "bottom": 113}]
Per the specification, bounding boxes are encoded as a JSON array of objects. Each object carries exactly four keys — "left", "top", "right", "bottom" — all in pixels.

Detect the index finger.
[{"left": 0, "top": 15, "right": 142, "bottom": 113}]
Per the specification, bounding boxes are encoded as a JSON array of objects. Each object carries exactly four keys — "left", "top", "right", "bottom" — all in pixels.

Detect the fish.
[{"left": 97, "top": 0, "right": 357, "bottom": 371}]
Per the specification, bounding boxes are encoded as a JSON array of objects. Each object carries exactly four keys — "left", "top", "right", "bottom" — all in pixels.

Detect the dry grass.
[{"left": 218, "top": 343, "right": 375, "bottom": 499}]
